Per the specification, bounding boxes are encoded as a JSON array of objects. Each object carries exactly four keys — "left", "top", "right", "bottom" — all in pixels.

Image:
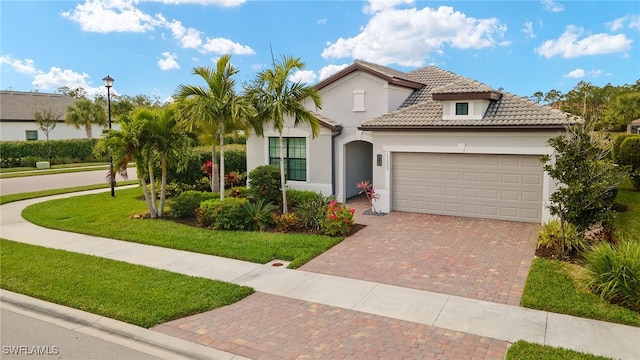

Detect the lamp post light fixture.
[{"left": 103, "top": 75, "right": 115, "bottom": 197}]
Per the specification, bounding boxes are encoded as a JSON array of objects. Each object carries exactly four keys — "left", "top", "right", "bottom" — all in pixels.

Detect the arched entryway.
[{"left": 344, "top": 140, "right": 373, "bottom": 199}]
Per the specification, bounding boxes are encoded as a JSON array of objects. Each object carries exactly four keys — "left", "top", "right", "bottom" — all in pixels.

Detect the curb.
[{"left": 0, "top": 290, "right": 250, "bottom": 360}]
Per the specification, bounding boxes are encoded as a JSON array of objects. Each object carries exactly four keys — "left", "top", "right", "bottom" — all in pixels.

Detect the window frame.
[
  {"left": 455, "top": 102, "right": 469, "bottom": 116},
  {"left": 25, "top": 130, "right": 38, "bottom": 141},
  {"left": 268, "top": 137, "right": 307, "bottom": 181}
]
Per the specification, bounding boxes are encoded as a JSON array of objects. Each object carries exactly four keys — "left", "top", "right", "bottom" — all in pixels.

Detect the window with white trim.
[{"left": 269, "top": 137, "right": 306, "bottom": 181}]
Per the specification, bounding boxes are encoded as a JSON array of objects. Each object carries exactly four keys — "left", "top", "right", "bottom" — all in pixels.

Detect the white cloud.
[
  {"left": 200, "top": 37, "right": 255, "bottom": 55},
  {"left": 317, "top": 18, "right": 327, "bottom": 25},
  {"left": 589, "top": 69, "right": 602, "bottom": 77},
  {"left": 363, "top": 0, "right": 415, "bottom": 14},
  {"left": 322, "top": 5, "right": 507, "bottom": 67},
  {"left": 535, "top": 25, "right": 632, "bottom": 58},
  {"left": 158, "top": 52, "right": 180, "bottom": 70},
  {"left": 607, "top": 14, "right": 640, "bottom": 31},
  {"left": 289, "top": 70, "right": 317, "bottom": 84},
  {"left": 61, "top": 0, "right": 161, "bottom": 33},
  {"left": 0, "top": 55, "right": 39, "bottom": 75},
  {"left": 151, "top": 0, "right": 246, "bottom": 7},
  {"left": 166, "top": 20, "right": 203, "bottom": 49},
  {"left": 563, "top": 68, "right": 584, "bottom": 78},
  {"left": 522, "top": 21, "right": 536, "bottom": 38},
  {"left": 318, "top": 64, "right": 350, "bottom": 80},
  {"left": 541, "top": 0, "right": 564, "bottom": 13},
  {"left": 33, "top": 67, "right": 94, "bottom": 93}
]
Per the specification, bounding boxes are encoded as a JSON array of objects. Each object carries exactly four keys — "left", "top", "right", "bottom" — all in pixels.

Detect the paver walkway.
[{"left": 2, "top": 191, "right": 639, "bottom": 359}]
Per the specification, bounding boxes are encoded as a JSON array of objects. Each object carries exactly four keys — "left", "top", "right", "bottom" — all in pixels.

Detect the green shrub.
[
  {"left": 197, "top": 197, "right": 247, "bottom": 230},
  {"left": 584, "top": 239, "right": 640, "bottom": 311},
  {"left": 273, "top": 212, "right": 301, "bottom": 233},
  {"left": 320, "top": 200, "right": 355, "bottom": 237},
  {"left": 169, "top": 190, "right": 218, "bottom": 218},
  {"left": 241, "top": 199, "right": 278, "bottom": 231},
  {"left": 248, "top": 165, "right": 282, "bottom": 205},
  {"left": 287, "top": 189, "right": 323, "bottom": 209},
  {"left": 612, "top": 134, "right": 639, "bottom": 161},
  {"left": 0, "top": 139, "right": 101, "bottom": 167},
  {"left": 294, "top": 194, "right": 335, "bottom": 230},
  {"left": 617, "top": 136, "right": 640, "bottom": 191},
  {"left": 20, "top": 156, "right": 42, "bottom": 167},
  {"left": 537, "top": 219, "right": 587, "bottom": 258},
  {"left": 228, "top": 186, "right": 251, "bottom": 199}
]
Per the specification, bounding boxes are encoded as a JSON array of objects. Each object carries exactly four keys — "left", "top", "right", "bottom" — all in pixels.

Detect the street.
[
  {"left": 0, "top": 169, "right": 137, "bottom": 196},
  {"left": 0, "top": 305, "right": 166, "bottom": 360}
]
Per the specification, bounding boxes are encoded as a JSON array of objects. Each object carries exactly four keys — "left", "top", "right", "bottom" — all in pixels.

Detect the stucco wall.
[
  {"left": 0, "top": 122, "right": 119, "bottom": 141},
  {"left": 368, "top": 129, "right": 563, "bottom": 223}
]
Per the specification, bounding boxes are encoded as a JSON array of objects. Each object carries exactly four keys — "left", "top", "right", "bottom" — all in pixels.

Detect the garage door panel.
[{"left": 393, "top": 153, "right": 543, "bottom": 223}]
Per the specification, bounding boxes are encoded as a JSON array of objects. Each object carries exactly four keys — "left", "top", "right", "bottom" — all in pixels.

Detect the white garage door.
[{"left": 393, "top": 153, "right": 543, "bottom": 222}]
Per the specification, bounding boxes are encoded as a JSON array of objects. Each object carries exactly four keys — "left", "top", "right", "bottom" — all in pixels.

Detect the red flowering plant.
[
  {"left": 224, "top": 171, "right": 244, "bottom": 188},
  {"left": 357, "top": 180, "right": 380, "bottom": 214},
  {"left": 320, "top": 199, "right": 355, "bottom": 237},
  {"left": 201, "top": 160, "right": 213, "bottom": 177}
]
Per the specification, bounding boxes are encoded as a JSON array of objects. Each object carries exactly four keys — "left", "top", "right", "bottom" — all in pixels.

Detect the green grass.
[
  {"left": 0, "top": 239, "right": 253, "bottom": 328},
  {"left": 0, "top": 181, "right": 138, "bottom": 205},
  {"left": 21, "top": 187, "right": 342, "bottom": 268},
  {"left": 0, "top": 162, "right": 110, "bottom": 173},
  {"left": 521, "top": 258, "right": 640, "bottom": 327},
  {"left": 0, "top": 165, "right": 111, "bottom": 179},
  {"left": 614, "top": 186, "right": 640, "bottom": 240},
  {"left": 505, "top": 340, "right": 612, "bottom": 360}
]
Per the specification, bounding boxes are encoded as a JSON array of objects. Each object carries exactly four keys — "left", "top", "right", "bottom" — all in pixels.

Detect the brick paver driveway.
[
  {"left": 154, "top": 195, "right": 539, "bottom": 359},
  {"left": 301, "top": 195, "right": 540, "bottom": 306}
]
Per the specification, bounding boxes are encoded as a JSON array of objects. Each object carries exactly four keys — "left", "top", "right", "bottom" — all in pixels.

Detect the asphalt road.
[
  {"left": 0, "top": 169, "right": 137, "bottom": 196},
  {"left": 0, "top": 306, "right": 164, "bottom": 360}
]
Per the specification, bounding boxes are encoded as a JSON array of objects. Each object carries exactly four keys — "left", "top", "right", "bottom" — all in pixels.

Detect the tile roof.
[
  {"left": 360, "top": 93, "right": 577, "bottom": 129},
  {"left": 0, "top": 91, "right": 76, "bottom": 122},
  {"left": 355, "top": 64, "right": 578, "bottom": 129},
  {"left": 312, "top": 112, "right": 342, "bottom": 131}
]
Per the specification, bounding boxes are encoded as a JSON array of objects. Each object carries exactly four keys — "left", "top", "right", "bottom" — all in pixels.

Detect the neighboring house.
[
  {"left": 246, "top": 60, "right": 577, "bottom": 224},
  {"left": 0, "top": 91, "right": 114, "bottom": 141},
  {"left": 628, "top": 119, "right": 640, "bottom": 134}
]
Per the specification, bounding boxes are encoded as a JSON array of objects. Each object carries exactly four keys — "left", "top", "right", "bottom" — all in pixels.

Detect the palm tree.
[
  {"left": 248, "top": 55, "right": 322, "bottom": 213},
  {"left": 65, "top": 98, "right": 108, "bottom": 139},
  {"left": 93, "top": 112, "right": 159, "bottom": 217},
  {"left": 144, "top": 105, "right": 193, "bottom": 217},
  {"left": 174, "top": 55, "right": 256, "bottom": 199}
]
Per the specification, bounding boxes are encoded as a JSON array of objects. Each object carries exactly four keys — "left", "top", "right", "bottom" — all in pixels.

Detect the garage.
[{"left": 392, "top": 153, "right": 543, "bottom": 222}]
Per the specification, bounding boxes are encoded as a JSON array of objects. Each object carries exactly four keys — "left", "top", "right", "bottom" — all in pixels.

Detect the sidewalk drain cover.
[{"left": 265, "top": 259, "right": 291, "bottom": 268}]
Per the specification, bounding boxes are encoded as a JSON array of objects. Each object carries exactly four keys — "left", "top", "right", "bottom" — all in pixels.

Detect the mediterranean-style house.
[
  {"left": 247, "top": 60, "right": 577, "bottom": 224},
  {"left": 0, "top": 90, "right": 112, "bottom": 141}
]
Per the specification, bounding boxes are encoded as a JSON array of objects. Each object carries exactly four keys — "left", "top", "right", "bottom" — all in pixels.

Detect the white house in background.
[
  {"left": 247, "top": 60, "right": 578, "bottom": 224},
  {"left": 0, "top": 91, "right": 115, "bottom": 141}
]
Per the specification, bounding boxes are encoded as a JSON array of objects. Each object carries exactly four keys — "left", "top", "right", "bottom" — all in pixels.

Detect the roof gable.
[{"left": 314, "top": 59, "right": 423, "bottom": 91}]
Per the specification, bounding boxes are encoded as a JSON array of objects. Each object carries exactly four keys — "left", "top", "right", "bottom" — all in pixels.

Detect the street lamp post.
[{"left": 103, "top": 75, "right": 115, "bottom": 197}]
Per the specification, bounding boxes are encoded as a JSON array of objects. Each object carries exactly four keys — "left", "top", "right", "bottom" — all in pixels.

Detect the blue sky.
[{"left": 1, "top": 0, "right": 639, "bottom": 102}]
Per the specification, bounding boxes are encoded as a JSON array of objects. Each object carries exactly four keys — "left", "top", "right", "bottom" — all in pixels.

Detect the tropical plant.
[
  {"left": 248, "top": 165, "right": 282, "bottom": 206},
  {"left": 174, "top": 54, "right": 257, "bottom": 198},
  {"left": 357, "top": 180, "right": 380, "bottom": 214},
  {"left": 295, "top": 194, "right": 335, "bottom": 230},
  {"left": 541, "top": 122, "right": 626, "bottom": 233},
  {"left": 536, "top": 219, "right": 586, "bottom": 258},
  {"left": 584, "top": 239, "right": 640, "bottom": 311},
  {"left": 320, "top": 199, "right": 355, "bottom": 237},
  {"left": 65, "top": 98, "right": 107, "bottom": 139},
  {"left": 34, "top": 109, "right": 59, "bottom": 141},
  {"left": 242, "top": 199, "right": 278, "bottom": 231},
  {"left": 247, "top": 54, "right": 322, "bottom": 213}
]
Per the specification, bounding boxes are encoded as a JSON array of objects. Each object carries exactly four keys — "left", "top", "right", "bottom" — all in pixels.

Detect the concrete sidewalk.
[{"left": 1, "top": 191, "right": 639, "bottom": 359}]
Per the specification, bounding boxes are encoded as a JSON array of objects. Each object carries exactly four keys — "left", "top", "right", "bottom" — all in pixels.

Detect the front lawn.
[
  {"left": 20, "top": 187, "right": 341, "bottom": 268},
  {"left": 0, "top": 181, "right": 138, "bottom": 205},
  {"left": 505, "top": 341, "right": 612, "bottom": 360},
  {"left": 0, "top": 239, "right": 253, "bottom": 328},
  {"left": 614, "top": 186, "right": 640, "bottom": 240}
]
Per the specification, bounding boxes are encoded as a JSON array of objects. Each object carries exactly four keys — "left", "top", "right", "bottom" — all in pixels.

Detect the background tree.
[
  {"left": 247, "top": 54, "right": 322, "bottom": 213},
  {"left": 174, "top": 55, "right": 256, "bottom": 199},
  {"left": 65, "top": 98, "right": 107, "bottom": 139},
  {"left": 33, "top": 109, "right": 59, "bottom": 141},
  {"left": 602, "top": 92, "right": 640, "bottom": 131}
]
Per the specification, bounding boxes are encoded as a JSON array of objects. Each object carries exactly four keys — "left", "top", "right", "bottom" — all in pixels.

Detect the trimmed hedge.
[
  {"left": 612, "top": 134, "right": 640, "bottom": 161},
  {"left": 168, "top": 190, "right": 218, "bottom": 218},
  {"left": 197, "top": 197, "right": 248, "bottom": 230},
  {"left": 617, "top": 136, "right": 640, "bottom": 190},
  {"left": 0, "top": 139, "right": 103, "bottom": 167}
]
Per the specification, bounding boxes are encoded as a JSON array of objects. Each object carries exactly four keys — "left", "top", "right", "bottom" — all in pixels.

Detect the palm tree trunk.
[
  {"left": 159, "top": 157, "right": 167, "bottom": 217},
  {"left": 219, "top": 126, "right": 225, "bottom": 201},
  {"left": 85, "top": 124, "right": 92, "bottom": 139},
  {"left": 279, "top": 132, "right": 288, "bottom": 213},
  {"left": 148, "top": 162, "right": 159, "bottom": 218},
  {"left": 210, "top": 145, "right": 220, "bottom": 193},
  {"left": 138, "top": 168, "right": 157, "bottom": 218}
]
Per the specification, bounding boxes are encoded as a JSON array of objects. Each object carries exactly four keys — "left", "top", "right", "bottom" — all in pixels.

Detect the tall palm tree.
[
  {"left": 248, "top": 55, "right": 322, "bottom": 213},
  {"left": 65, "top": 98, "right": 108, "bottom": 139},
  {"left": 174, "top": 55, "right": 255, "bottom": 199}
]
